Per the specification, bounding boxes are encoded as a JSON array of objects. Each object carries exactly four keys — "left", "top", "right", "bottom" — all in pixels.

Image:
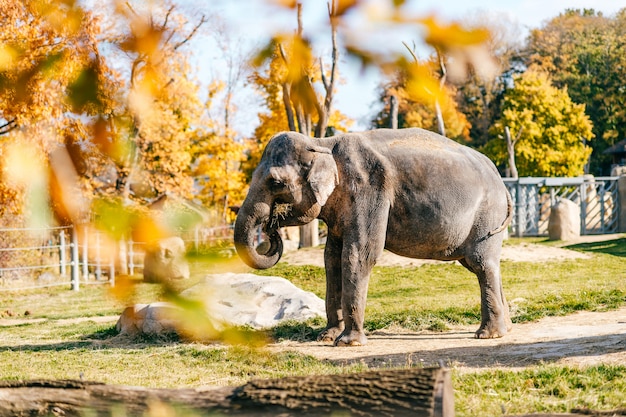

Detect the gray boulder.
[
  {"left": 548, "top": 198, "right": 580, "bottom": 241},
  {"left": 116, "top": 302, "right": 180, "bottom": 337}
]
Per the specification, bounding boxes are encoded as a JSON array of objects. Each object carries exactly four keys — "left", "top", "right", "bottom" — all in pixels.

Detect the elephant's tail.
[{"left": 487, "top": 187, "right": 514, "bottom": 237}]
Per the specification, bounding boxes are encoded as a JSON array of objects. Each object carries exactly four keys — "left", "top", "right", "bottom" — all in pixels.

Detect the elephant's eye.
[{"left": 269, "top": 178, "right": 286, "bottom": 191}]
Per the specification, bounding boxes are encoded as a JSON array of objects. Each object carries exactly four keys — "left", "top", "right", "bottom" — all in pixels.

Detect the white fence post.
[
  {"left": 95, "top": 231, "right": 102, "bottom": 280},
  {"left": 71, "top": 227, "right": 79, "bottom": 291},
  {"left": 82, "top": 225, "right": 89, "bottom": 280},
  {"left": 128, "top": 240, "right": 135, "bottom": 275},
  {"left": 59, "top": 230, "right": 66, "bottom": 276},
  {"left": 109, "top": 248, "right": 115, "bottom": 287}
]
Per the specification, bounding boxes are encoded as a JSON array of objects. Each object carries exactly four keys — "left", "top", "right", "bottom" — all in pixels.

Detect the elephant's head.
[{"left": 234, "top": 132, "right": 338, "bottom": 269}]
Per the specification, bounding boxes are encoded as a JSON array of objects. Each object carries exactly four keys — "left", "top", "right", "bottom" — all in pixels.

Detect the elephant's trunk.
[{"left": 234, "top": 200, "right": 283, "bottom": 270}]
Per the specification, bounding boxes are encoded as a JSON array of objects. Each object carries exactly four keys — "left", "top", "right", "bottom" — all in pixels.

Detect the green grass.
[
  {"left": 260, "top": 250, "right": 626, "bottom": 335},
  {"left": 455, "top": 364, "right": 626, "bottom": 416},
  {"left": 1, "top": 237, "right": 626, "bottom": 416}
]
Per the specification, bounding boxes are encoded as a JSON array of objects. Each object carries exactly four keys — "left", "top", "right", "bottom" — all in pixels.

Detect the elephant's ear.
[{"left": 307, "top": 146, "right": 338, "bottom": 207}]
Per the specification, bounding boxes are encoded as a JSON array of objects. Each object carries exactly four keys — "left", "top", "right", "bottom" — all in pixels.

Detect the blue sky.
[{"left": 186, "top": 0, "right": 624, "bottom": 135}]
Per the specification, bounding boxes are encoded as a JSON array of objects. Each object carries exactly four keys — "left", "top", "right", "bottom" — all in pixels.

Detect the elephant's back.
[
  {"left": 357, "top": 128, "right": 494, "bottom": 175},
  {"left": 363, "top": 128, "right": 461, "bottom": 152}
]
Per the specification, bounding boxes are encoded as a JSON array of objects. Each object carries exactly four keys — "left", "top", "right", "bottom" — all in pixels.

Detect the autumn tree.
[
  {"left": 455, "top": 12, "right": 525, "bottom": 147},
  {"left": 523, "top": 8, "right": 626, "bottom": 174},
  {"left": 0, "top": 0, "right": 118, "bottom": 224},
  {"left": 371, "top": 54, "right": 471, "bottom": 142},
  {"left": 482, "top": 69, "right": 594, "bottom": 177},
  {"left": 191, "top": 83, "right": 248, "bottom": 225},
  {"left": 97, "top": 2, "right": 207, "bottom": 201}
]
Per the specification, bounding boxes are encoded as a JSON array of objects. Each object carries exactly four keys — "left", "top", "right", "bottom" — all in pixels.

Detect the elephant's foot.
[
  {"left": 474, "top": 321, "right": 511, "bottom": 339},
  {"left": 334, "top": 330, "right": 368, "bottom": 347},
  {"left": 317, "top": 325, "right": 344, "bottom": 343}
]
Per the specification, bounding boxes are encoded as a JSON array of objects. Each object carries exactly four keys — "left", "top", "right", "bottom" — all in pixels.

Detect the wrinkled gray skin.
[{"left": 234, "top": 128, "right": 513, "bottom": 346}]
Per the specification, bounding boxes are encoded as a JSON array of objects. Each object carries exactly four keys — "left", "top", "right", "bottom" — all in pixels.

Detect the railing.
[
  {"left": 0, "top": 225, "right": 73, "bottom": 290},
  {"left": 0, "top": 224, "right": 234, "bottom": 291},
  {"left": 503, "top": 176, "right": 620, "bottom": 237}
]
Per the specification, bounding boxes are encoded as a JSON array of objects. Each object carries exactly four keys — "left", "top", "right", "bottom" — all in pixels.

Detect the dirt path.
[
  {"left": 269, "top": 308, "right": 626, "bottom": 370},
  {"left": 273, "top": 236, "right": 626, "bottom": 370},
  {"left": 281, "top": 239, "right": 599, "bottom": 267}
]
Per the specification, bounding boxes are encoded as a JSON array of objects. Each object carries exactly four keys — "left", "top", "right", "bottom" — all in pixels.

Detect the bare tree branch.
[
  {"left": 314, "top": 0, "right": 338, "bottom": 138},
  {"left": 174, "top": 15, "right": 207, "bottom": 51},
  {"left": 436, "top": 47, "right": 447, "bottom": 88},
  {"left": 278, "top": 43, "right": 289, "bottom": 66},
  {"left": 402, "top": 41, "right": 419, "bottom": 63},
  {"left": 161, "top": 5, "right": 175, "bottom": 32},
  {"left": 125, "top": 1, "right": 138, "bottom": 17},
  {"left": 0, "top": 119, "right": 17, "bottom": 136}
]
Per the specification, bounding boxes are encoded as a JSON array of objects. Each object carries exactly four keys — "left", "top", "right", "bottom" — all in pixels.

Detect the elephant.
[{"left": 234, "top": 128, "right": 513, "bottom": 346}]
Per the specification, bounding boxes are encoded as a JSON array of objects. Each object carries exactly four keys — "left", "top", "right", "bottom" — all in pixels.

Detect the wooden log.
[{"left": 0, "top": 367, "right": 454, "bottom": 417}]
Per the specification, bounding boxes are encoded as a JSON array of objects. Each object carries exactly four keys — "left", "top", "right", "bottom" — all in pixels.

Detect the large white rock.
[
  {"left": 182, "top": 273, "right": 325, "bottom": 329},
  {"left": 116, "top": 273, "right": 325, "bottom": 338}
]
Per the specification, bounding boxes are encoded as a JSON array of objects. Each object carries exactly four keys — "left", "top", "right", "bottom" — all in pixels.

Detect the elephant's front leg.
[
  {"left": 317, "top": 235, "right": 344, "bottom": 342},
  {"left": 334, "top": 203, "right": 390, "bottom": 347}
]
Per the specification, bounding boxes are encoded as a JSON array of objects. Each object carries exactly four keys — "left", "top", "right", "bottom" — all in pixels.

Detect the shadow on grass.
[
  {"left": 565, "top": 237, "right": 626, "bottom": 257},
  {"left": 324, "top": 333, "right": 626, "bottom": 369},
  {"left": 271, "top": 319, "right": 325, "bottom": 343},
  {"left": 0, "top": 325, "right": 185, "bottom": 353}
]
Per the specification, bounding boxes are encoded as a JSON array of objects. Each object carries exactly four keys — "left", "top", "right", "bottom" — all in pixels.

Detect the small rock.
[{"left": 143, "top": 237, "right": 190, "bottom": 283}]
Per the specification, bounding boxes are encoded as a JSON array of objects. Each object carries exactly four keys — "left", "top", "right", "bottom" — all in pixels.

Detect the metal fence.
[
  {"left": 2, "top": 177, "right": 622, "bottom": 289},
  {"left": 0, "top": 225, "right": 73, "bottom": 290},
  {"left": 503, "top": 176, "right": 620, "bottom": 237},
  {"left": 0, "top": 224, "right": 234, "bottom": 291}
]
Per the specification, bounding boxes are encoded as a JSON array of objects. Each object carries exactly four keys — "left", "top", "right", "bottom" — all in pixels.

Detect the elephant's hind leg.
[{"left": 459, "top": 254, "right": 512, "bottom": 339}]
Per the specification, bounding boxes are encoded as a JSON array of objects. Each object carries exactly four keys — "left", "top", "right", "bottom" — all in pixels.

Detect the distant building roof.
[{"left": 603, "top": 138, "right": 626, "bottom": 154}]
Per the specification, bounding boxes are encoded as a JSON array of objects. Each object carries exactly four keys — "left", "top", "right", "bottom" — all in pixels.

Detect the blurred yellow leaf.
[
  {"left": 420, "top": 15, "right": 490, "bottom": 49},
  {"left": 285, "top": 35, "right": 314, "bottom": 83},
  {"left": 403, "top": 60, "right": 447, "bottom": 105},
  {"left": 271, "top": 0, "right": 298, "bottom": 8},
  {"left": 48, "top": 145, "right": 88, "bottom": 224},
  {"left": 334, "top": 0, "right": 360, "bottom": 16},
  {"left": 0, "top": 44, "right": 18, "bottom": 71},
  {"left": 5, "top": 142, "right": 43, "bottom": 186},
  {"left": 252, "top": 39, "right": 278, "bottom": 68},
  {"left": 132, "top": 215, "right": 167, "bottom": 244},
  {"left": 33, "top": 0, "right": 83, "bottom": 35},
  {"left": 120, "top": 24, "right": 164, "bottom": 58},
  {"left": 415, "top": 16, "right": 497, "bottom": 82},
  {"left": 4, "top": 138, "right": 52, "bottom": 228},
  {"left": 108, "top": 274, "right": 138, "bottom": 302}
]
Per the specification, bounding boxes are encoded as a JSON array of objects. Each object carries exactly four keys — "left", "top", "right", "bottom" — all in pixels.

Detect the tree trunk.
[
  {"left": 504, "top": 126, "right": 519, "bottom": 178},
  {"left": 390, "top": 94, "right": 398, "bottom": 129},
  {"left": 435, "top": 99, "right": 446, "bottom": 137},
  {"left": 0, "top": 367, "right": 454, "bottom": 417},
  {"left": 299, "top": 220, "right": 319, "bottom": 248}
]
